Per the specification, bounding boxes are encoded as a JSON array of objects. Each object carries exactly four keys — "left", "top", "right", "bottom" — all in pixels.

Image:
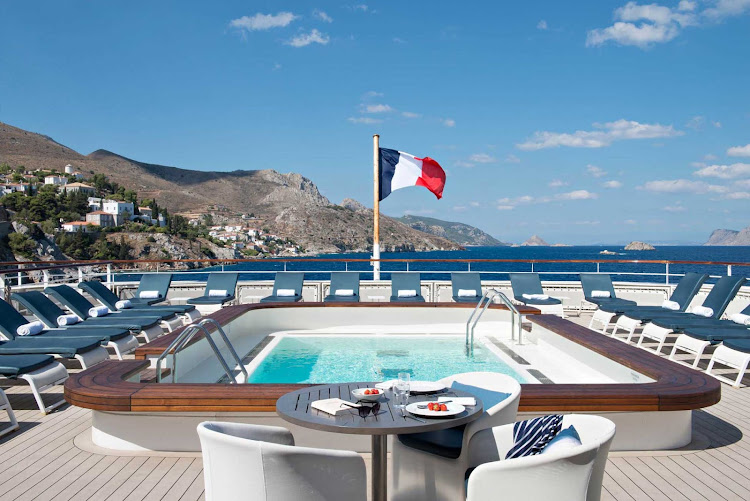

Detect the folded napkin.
[
  {"left": 208, "top": 289, "right": 229, "bottom": 297},
  {"left": 115, "top": 299, "right": 132, "bottom": 310},
  {"left": 591, "top": 290, "right": 611, "bottom": 298},
  {"left": 17, "top": 321, "right": 45, "bottom": 336},
  {"left": 458, "top": 289, "right": 478, "bottom": 297},
  {"left": 88, "top": 306, "right": 110, "bottom": 317},
  {"left": 661, "top": 300, "right": 680, "bottom": 311},
  {"left": 691, "top": 306, "right": 714, "bottom": 318},
  {"left": 139, "top": 290, "right": 160, "bottom": 299},
  {"left": 522, "top": 293, "right": 549, "bottom": 300},
  {"left": 438, "top": 396, "right": 476, "bottom": 406},
  {"left": 276, "top": 289, "right": 296, "bottom": 297},
  {"left": 57, "top": 314, "right": 81, "bottom": 326},
  {"left": 334, "top": 289, "right": 355, "bottom": 296},
  {"left": 730, "top": 313, "right": 750, "bottom": 326},
  {"left": 397, "top": 289, "right": 417, "bottom": 298}
]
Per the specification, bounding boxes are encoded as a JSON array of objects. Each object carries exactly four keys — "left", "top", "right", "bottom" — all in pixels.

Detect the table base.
[{"left": 372, "top": 435, "right": 387, "bottom": 501}]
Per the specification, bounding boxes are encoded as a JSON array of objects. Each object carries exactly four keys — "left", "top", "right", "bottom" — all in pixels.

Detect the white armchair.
[
  {"left": 467, "top": 414, "right": 616, "bottom": 501},
  {"left": 197, "top": 421, "right": 367, "bottom": 501},
  {"left": 391, "top": 372, "right": 522, "bottom": 501}
]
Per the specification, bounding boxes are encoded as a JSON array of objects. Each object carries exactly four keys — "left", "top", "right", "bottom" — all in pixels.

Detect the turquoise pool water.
[{"left": 246, "top": 336, "right": 528, "bottom": 384}]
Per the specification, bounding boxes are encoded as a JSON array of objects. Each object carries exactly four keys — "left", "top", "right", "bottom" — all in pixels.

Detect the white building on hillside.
[
  {"left": 102, "top": 200, "right": 134, "bottom": 225},
  {"left": 44, "top": 175, "right": 67, "bottom": 186}
]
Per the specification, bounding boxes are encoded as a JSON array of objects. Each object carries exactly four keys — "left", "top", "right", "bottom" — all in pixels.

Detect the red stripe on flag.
[{"left": 415, "top": 157, "right": 446, "bottom": 199}]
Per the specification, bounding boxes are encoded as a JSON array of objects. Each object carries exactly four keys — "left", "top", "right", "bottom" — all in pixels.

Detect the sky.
[{"left": 1, "top": 1, "right": 749, "bottom": 245}]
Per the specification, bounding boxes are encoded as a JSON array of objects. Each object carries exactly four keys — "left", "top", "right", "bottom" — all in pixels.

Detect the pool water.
[{"left": 246, "top": 335, "right": 528, "bottom": 384}]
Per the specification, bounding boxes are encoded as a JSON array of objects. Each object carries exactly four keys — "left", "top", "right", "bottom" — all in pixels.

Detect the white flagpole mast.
[{"left": 372, "top": 134, "right": 381, "bottom": 280}]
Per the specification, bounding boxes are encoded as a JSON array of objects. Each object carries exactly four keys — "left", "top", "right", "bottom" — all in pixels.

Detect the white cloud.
[
  {"left": 548, "top": 180, "right": 569, "bottom": 188},
  {"left": 442, "top": 118, "right": 456, "bottom": 127},
  {"left": 728, "top": 143, "right": 750, "bottom": 157},
  {"left": 624, "top": 219, "right": 637, "bottom": 224},
  {"left": 587, "top": 165, "right": 607, "bottom": 177},
  {"left": 230, "top": 12, "right": 297, "bottom": 31},
  {"left": 727, "top": 192, "right": 750, "bottom": 199},
  {"left": 469, "top": 201, "right": 480, "bottom": 207},
  {"left": 313, "top": 10, "right": 333, "bottom": 23},
  {"left": 362, "top": 91, "right": 383, "bottom": 99},
  {"left": 694, "top": 163, "right": 750, "bottom": 179},
  {"left": 734, "top": 179, "right": 750, "bottom": 189},
  {"left": 287, "top": 29, "right": 329, "bottom": 47},
  {"left": 272, "top": 63, "right": 282, "bottom": 71},
  {"left": 504, "top": 154, "right": 521, "bottom": 164},
  {"left": 640, "top": 179, "right": 727, "bottom": 193},
  {"left": 685, "top": 115, "right": 705, "bottom": 129},
  {"left": 537, "top": 20, "right": 548, "bottom": 30},
  {"left": 469, "top": 153, "right": 497, "bottom": 164},
  {"left": 664, "top": 204, "right": 687, "bottom": 212},
  {"left": 703, "top": 153, "right": 718, "bottom": 161},
  {"left": 555, "top": 190, "right": 598, "bottom": 200},
  {"left": 517, "top": 119, "right": 682, "bottom": 150},
  {"left": 496, "top": 205, "right": 515, "bottom": 211},
  {"left": 453, "top": 205, "right": 468, "bottom": 212},
  {"left": 351, "top": 4, "right": 369, "bottom": 12},
  {"left": 712, "top": 121, "right": 722, "bottom": 128},
  {"left": 603, "top": 180, "right": 623, "bottom": 188},
  {"left": 347, "top": 117, "right": 382, "bottom": 124},
  {"left": 454, "top": 161, "right": 475, "bottom": 168},
  {"left": 393, "top": 37, "right": 406, "bottom": 44},
  {"left": 361, "top": 103, "right": 393, "bottom": 113},
  {"left": 575, "top": 220, "right": 601, "bottom": 226},
  {"left": 587, "top": 1, "right": 750, "bottom": 49},
  {"left": 401, "top": 111, "right": 421, "bottom": 118}
]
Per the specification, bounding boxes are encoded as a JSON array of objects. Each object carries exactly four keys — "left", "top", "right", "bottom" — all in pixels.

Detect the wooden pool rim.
[{"left": 64, "top": 302, "right": 721, "bottom": 413}]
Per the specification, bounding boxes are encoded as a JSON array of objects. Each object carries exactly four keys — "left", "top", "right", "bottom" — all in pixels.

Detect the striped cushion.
[{"left": 505, "top": 414, "right": 563, "bottom": 459}]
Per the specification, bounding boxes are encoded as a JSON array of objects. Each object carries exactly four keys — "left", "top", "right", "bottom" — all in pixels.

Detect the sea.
[{"left": 185, "top": 246, "right": 750, "bottom": 284}]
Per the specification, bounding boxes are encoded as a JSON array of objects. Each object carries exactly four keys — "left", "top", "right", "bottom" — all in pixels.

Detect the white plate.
[
  {"left": 406, "top": 401, "right": 465, "bottom": 418},
  {"left": 375, "top": 380, "right": 446, "bottom": 394},
  {"left": 351, "top": 388, "right": 383, "bottom": 402}
]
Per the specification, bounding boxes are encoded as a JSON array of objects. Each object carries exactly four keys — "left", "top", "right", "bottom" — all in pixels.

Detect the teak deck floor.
[{"left": 2, "top": 313, "right": 750, "bottom": 501}]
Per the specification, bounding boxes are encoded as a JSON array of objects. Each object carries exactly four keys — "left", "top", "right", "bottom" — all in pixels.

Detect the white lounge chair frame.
[
  {"left": 0, "top": 388, "right": 19, "bottom": 437},
  {"left": 707, "top": 344, "right": 750, "bottom": 387},
  {"left": 14, "top": 360, "right": 69, "bottom": 414}
]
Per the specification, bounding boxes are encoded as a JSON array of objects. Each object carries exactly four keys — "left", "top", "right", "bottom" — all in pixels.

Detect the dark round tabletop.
[{"left": 276, "top": 381, "right": 484, "bottom": 435}]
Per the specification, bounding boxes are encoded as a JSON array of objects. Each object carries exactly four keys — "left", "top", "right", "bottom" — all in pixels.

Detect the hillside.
[
  {"left": 0, "top": 121, "right": 460, "bottom": 253},
  {"left": 397, "top": 214, "right": 505, "bottom": 246},
  {"left": 704, "top": 226, "right": 750, "bottom": 246}
]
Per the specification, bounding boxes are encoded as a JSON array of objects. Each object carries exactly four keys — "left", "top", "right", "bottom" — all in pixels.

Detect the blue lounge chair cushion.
[
  {"left": 451, "top": 273, "right": 482, "bottom": 303},
  {"left": 75, "top": 316, "right": 162, "bottom": 330},
  {"left": 259, "top": 295, "right": 303, "bottom": 303},
  {"left": 78, "top": 281, "right": 196, "bottom": 314},
  {"left": 46, "top": 284, "right": 177, "bottom": 321},
  {"left": 187, "top": 273, "right": 239, "bottom": 305},
  {"left": 723, "top": 338, "right": 750, "bottom": 354},
  {"left": 580, "top": 273, "right": 617, "bottom": 301},
  {"left": 452, "top": 295, "right": 480, "bottom": 303},
  {"left": 260, "top": 272, "right": 305, "bottom": 303},
  {"left": 390, "top": 273, "right": 423, "bottom": 302},
  {"left": 324, "top": 273, "right": 361, "bottom": 303},
  {"left": 644, "top": 276, "right": 748, "bottom": 325},
  {"left": 451, "top": 382, "right": 510, "bottom": 409},
  {"left": 323, "top": 295, "right": 360, "bottom": 303},
  {"left": 389, "top": 295, "right": 426, "bottom": 303},
  {"left": 0, "top": 354, "right": 55, "bottom": 377},
  {"left": 509, "top": 273, "right": 563, "bottom": 306},
  {"left": 397, "top": 424, "right": 467, "bottom": 459},
  {"left": 0, "top": 337, "right": 102, "bottom": 358},
  {"left": 187, "top": 294, "right": 236, "bottom": 305},
  {"left": 683, "top": 327, "right": 750, "bottom": 343},
  {"left": 651, "top": 315, "right": 748, "bottom": 331},
  {"left": 133, "top": 274, "right": 173, "bottom": 305},
  {"left": 36, "top": 326, "right": 132, "bottom": 342},
  {"left": 588, "top": 297, "right": 637, "bottom": 308},
  {"left": 517, "top": 296, "right": 562, "bottom": 306}
]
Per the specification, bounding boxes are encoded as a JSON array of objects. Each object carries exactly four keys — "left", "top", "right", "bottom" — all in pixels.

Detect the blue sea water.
[{"left": 174, "top": 245, "right": 750, "bottom": 284}]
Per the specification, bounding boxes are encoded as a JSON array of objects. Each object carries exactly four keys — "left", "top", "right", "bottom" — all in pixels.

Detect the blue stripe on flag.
[{"left": 379, "top": 148, "right": 400, "bottom": 201}]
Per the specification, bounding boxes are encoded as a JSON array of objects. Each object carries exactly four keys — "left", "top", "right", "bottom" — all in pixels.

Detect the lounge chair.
[
  {"left": 187, "top": 273, "right": 239, "bottom": 312},
  {"left": 47, "top": 285, "right": 180, "bottom": 322},
  {"left": 580, "top": 274, "right": 637, "bottom": 332},
  {"left": 259, "top": 272, "right": 304, "bottom": 303},
  {"left": 78, "top": 280, "right": 200, "bottom": 323},
  {"left": 608, "top": 272, "right": 709, "bottom": 341},
  {"left": 706, "top": 337, "right": 750, "bottom": 387},
  {"left": 197, "top": 421, "right": 366, "bottom": 501},
  {"left": 390, "top": 273, "right": 425, "bottom": 302},
  {"left": 0, "top": 326, "right": 107, "bottom": 370},
  {"left": 509, "top": 273, "right": 563, "bottom": 316},
  {"left": 0, "top": 298, "right": 138, "bottom": 360},
  {"left": 633, "top": 276, "right": 746, "bottom": 354},
  {"left": 465, "top": 414, "right": 616, "bottom": 501},
  {"left": 450, "top": 273, "right": 483, "bottom": 303},
  {"left": 0, "top": 354, "right": 69, "bottom": 414},
  {"left": 392, "top": 372, "right": 521, "bottom": 501},
  {"left": 129, "top": 273, "right": 173, "bottom": 306},
  {"left": 667, "top": 303, "right": 750, "bottom": 368},
  {"left": 12, "top": 291, "right": 166, "bottom": 343},
  {"left": 324, "top": 272, "right": 361, "bottom": 303}
]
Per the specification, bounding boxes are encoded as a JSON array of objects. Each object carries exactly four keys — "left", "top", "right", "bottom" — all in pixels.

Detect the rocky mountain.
[
  {"left": 0, "top": 121, "right": 460, "bottom": 254},
  {"left": 624, "top": 241, "right": 655, "bottom": 251},
  {"left": 396, "top": 214, "right": 505, "bottom": 247},
  {"left": 518, "top": 235, "right": 549, "bottom": 246},
  {"left": 704, "top": 226, "right": 750, "bottom": 246}
]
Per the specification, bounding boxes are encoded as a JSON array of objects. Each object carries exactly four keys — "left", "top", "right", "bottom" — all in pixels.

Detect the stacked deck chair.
[
  {"left": 670, "top": 303, "right": 750, "bottom": 369},
  {"left": 78, "top": 280, "right": 201, "bottom": 323},
  {"left": 0, "top": 354, "right": 69, "bottom": 415},
  {"left": 632, "top": 275, "right": 746, "bottom": 354},
  {"left": 580, "top": 273, "right": 637, "bottom": 332},
  {"left": 609, "top": 272, "right": 709, "bottom": 341},
  {"left": 0, "top": 297, "right": 135, "bottom": 362},
  {"left": 259, "top": 272, "right": 305, "bottom": 303},
  {"left": 450, "top": 273, "right": 483, "bottom": 303},
  {"left": 509, "top": 273, "right": 563, "bottom": 316},
  {"left": 390, "top": 273, "right": 425, "bottom": 303},
  {"left": 13, "top": 290, "right": 166, "bottom": 344},
  {"left": 129, "top": 273, "right": 173, "bottom": 306},
  {"left": 324, "top": 272, "right": 360, "bottom": 303},
  {"left": 187, "top": 273, "right": 239, "bottom": 313}
]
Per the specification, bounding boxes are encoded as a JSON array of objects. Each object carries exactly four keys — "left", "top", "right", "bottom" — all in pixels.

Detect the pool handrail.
[{"left": 466, "top": 289, "right": 521, "bottom": 351}]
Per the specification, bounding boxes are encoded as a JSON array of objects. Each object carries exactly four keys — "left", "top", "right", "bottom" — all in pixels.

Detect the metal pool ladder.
[
  {"left": 466, "top": 289, "right": 523, "bottom": 352},
  {"left": 156, "top": 318, "right": 248, "bottom": 383}
]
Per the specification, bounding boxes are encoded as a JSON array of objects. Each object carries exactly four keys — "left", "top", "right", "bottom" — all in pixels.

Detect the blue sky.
[{"left": 1, "top": 1, "right": 749, "bottom": 244}]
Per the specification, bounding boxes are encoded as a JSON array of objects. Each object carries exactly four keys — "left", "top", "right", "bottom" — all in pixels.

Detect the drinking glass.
[{"left": 394, "top": 372, "right": 411, "bottom": 409}]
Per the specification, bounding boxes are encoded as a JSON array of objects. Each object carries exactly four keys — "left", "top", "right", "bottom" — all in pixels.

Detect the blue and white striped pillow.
[{"left": 505, "top": 414, "right": 563, "bottom": 459}]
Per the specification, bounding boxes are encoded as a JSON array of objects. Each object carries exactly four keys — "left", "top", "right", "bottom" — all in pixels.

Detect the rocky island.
[{"left": 624, "top": 241, "right": 656, "bottom": 251}]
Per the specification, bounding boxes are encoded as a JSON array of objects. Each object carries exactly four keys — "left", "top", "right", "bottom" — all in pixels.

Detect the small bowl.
[{"left": 351, "top": 388, "right": 383, "bottom": 402}]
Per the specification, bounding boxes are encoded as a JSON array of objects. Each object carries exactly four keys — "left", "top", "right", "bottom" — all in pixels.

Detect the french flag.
[{"left": 379, "top": 148, "right": 446, "bottom": 201}]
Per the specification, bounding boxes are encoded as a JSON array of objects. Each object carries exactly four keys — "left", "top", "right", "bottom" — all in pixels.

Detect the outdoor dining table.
[{"left": 276, "top": 381, "right": 484, "bottom": 501}]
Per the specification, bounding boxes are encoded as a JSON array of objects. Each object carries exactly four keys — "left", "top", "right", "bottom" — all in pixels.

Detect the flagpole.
[{"left": 372, "top": 134, "right": 381, "bottom": 281}]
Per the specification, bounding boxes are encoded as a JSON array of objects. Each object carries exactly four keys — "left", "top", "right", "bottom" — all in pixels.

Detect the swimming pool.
[{"left": 246, "top": 335, "right": 529, "bottom": 384}]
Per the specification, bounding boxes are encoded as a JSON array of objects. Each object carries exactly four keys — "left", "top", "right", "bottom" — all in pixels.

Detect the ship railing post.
[
  {"left": 728, "top": 265, "right": 732, "bottom": 276},
  {"left": 665, "top": 262, "right": 670, "bottom": 284}
]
